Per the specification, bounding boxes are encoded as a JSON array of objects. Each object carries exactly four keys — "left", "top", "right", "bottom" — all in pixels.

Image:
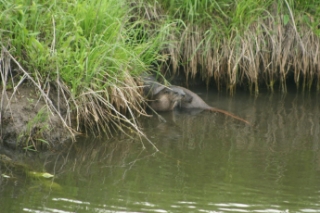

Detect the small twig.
[
  {"left": 208, "top": 108, "right": 254, "bottom": 127},
  {"left": 0, "top": 50, "right": 8, "bottom": 143},
  {"left": 1, "top": 45, "right": 76, "bottom": 140}
]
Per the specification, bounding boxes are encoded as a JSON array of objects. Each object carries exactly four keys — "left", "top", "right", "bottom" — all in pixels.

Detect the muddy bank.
[{"left": 0, "top": 83, "right": 73, "bottom": 150}]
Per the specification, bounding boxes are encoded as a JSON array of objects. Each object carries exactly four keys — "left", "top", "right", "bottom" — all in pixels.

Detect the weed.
[{"left": 17, "top": 107, "right": 51, "bottom": 151}]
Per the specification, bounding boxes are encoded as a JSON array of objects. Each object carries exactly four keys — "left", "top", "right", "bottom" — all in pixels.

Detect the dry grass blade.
[
  {"left": 154, "top": 0, "right": 320, "bottom": 93},
  {"left": 0, "top": 49, "right": 10, "bottom": 143},
  {"left": 1, "top": 46, "right": 76, "bottom": 140},
  {"left": 78, "top": 86, "right": 159, "bottom": 151}
]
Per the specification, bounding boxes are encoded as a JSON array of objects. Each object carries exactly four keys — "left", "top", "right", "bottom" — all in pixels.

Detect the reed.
[{"left": 155, "top": 0, "right": 320, "bottom": 94}]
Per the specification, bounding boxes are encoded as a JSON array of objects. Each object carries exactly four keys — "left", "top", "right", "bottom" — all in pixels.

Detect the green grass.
[
  {"left": 1, "top": 0, "right": 320, "bottom": 149},
  {"left": 0, "top": 0, "right": 170, "bottom": 149}
]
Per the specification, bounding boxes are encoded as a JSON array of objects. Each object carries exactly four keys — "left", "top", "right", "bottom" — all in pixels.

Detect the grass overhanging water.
[
  {"left": 157, "top": 0, "right": 320, "bottom": 94},
  {"left": 0, "top": 0, "right": 320, "bottom": 149},
  {"left": 0, "top": 0, "right": 169, "bottom": 149}
]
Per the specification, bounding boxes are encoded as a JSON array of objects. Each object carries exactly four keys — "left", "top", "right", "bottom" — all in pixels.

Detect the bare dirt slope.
[{"left": 1, "top": 83, "right": 73, "bottom": 150}]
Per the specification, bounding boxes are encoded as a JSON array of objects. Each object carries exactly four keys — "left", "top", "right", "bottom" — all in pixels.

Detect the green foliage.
[
  {"left": 1, "top": 0, "right": 320, "bottom": 146},
  {"left": 0, "top": 0, "right": 171, "bottom": 140},
  {"left": 18, "top": 107, "right": 51, "bottom": 151},
  {"left": 0, "top": 0, "right": 157, "bottom": 95}
]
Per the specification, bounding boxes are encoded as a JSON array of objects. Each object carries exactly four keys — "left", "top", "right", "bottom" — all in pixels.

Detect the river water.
[{"left": 1, "top": 88, "right": 320, "bottom": 213}]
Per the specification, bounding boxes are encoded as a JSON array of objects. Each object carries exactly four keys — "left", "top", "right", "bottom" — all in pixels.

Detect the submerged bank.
[{"left": 1, "top": 0, "right": 320, "bottom": 150}]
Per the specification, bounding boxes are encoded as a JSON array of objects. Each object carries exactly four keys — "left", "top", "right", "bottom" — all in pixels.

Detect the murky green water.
[{"left": 1, "top": 89, "right": 320, "bottom": 213}]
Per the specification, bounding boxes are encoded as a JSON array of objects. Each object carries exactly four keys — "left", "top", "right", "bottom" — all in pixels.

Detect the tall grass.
[
  {"left": 0, "top": 0, "right": 168, "bottom": 148},
  {"left": 1, "top": 0, "right": 319, "bottom": 148},
  {"left": 156, "top": 0, "right": 320, "bottom": 94}
]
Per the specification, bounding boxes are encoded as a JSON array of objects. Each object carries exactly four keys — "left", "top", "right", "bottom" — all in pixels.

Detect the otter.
[
  {"left": 140, "top": 74, "right": 186, "bottom": 111},
  {"left": 140, "top": 74, "right": 252, "bottom": 126},
  {"left": 171, "top": 86, "right": 254, "bottom": 126},
  {"left": 148, "top": 85, "right": 186, "bottom": 112}
]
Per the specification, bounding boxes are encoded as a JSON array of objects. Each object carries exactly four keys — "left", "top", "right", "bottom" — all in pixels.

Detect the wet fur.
[
  {"left": 171, "top": 86, "right": 254, "bottom": 126},
  {"left": 140, "top": 74, "right": 253, "bottom": 126},
  {"left": 171, "top": 86, "right": 211, "bottom": 110},
  {"left": 140, "top": 74, "right": 186, "bottom": 111},
  {"left": 149, "top": 87, "right": 186, "bottom": 112}
]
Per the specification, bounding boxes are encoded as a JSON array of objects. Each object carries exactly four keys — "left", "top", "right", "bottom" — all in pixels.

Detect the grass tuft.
[
  {"left": 0, "top": 0, "right": 169, "bottom": 149},
  {"left": 156, "top": 0, "right": 320, "bottom": 94}
]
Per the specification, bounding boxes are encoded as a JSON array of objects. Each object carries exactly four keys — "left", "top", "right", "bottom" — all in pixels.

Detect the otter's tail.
[{"left": 208, "top": 108, "right": 254, "bottom": 127}]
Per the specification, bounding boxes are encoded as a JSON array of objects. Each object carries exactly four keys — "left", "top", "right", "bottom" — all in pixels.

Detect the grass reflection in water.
[{"left": 1, "top": 90, "right": 320, "bottom": 213}]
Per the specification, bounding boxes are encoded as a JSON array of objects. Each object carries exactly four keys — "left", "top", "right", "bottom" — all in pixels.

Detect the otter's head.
[
  {"left": 154, "top": 86, "right": 186, "bottom": 101},
  {"left": 150, "top": 86, "right": 186, "bottom": 111}
]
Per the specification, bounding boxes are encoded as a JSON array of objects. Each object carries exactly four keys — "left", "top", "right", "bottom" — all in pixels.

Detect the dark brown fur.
[
  {"left": 149, "top": 86, "right": 186, "bottom": 112},
  {"left": 171, "top": 86, "right": 254, "bottom": 126},
  {"left": 140, "top": 74, "right": 252, "bottom": 126},
  {"left": 141, "top": 74, "right": 187, "bottom": 112}
]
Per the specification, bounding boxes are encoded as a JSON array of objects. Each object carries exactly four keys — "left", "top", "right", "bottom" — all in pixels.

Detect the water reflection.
[{"left": 1, "top": 90, "right": 320, "bottom": 213}]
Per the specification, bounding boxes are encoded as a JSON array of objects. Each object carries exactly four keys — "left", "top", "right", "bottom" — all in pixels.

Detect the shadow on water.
[{"left": 1, "top": 89, "right": 320, "bottom": 213}]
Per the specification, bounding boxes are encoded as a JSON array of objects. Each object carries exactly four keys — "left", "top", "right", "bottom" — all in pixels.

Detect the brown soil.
[{"left": 0, "top": 83, "right": 73, "bottom": 150}]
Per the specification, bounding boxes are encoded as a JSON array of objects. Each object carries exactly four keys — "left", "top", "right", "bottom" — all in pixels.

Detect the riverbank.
[
  {"left": 2, "top": 88, "right": 320, "bottom": 213},
  {"left": 1, "top": 0, "right": 319, "bottom": 150},
  {"left": 0, "top": 0, "right": 160, "bottom": 150},
  {"left": 0, "top": 83, "right": 73, "bottom": 150}
]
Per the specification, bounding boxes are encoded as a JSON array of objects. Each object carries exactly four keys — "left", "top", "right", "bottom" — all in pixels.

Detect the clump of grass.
[
  {"left": 156, "top": 0, "right": 320, "bottom": 94},
  {"left": 0, "top": 0, "right": 168, "bottom": 149}
]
